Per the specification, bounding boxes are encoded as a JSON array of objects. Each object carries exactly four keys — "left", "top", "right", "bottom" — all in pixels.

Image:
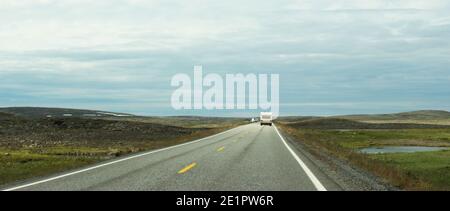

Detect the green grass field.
[
  {"left": 369, "top": 151, "right": 450, "bottom": 190},
  {"left": 0, "top": 149, "right": 100, "bottom": 186}
]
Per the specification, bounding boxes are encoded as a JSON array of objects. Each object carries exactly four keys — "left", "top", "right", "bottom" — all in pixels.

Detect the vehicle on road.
[{"left": 260, "top": 112, "right": 273, "bottom": 126}]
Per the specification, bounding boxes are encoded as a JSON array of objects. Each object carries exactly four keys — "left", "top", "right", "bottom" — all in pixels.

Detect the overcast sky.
[{"left": 1, "top": 0, "right": 449, "bottom": 116}]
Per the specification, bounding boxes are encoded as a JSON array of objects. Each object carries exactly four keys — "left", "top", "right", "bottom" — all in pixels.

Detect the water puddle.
[{"left": 359, "top": 146, "right": 449, "bottom": 154}]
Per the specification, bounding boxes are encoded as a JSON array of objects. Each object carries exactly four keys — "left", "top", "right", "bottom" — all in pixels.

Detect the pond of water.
[{"left": 359, "top": 146, "right": 449, "bottom": 154}]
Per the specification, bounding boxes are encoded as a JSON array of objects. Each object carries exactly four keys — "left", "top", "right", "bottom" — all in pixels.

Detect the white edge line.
[
  {"left": 2, "top": 124, "right": 245, "bottom": 191},
  {"left": 274, "top": 124, "right": 327, "bottom": 191}
]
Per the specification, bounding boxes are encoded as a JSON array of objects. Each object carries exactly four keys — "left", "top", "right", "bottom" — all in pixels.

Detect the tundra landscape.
[{"left": 277, "top": 110, "right": 450, "bottom": 190}]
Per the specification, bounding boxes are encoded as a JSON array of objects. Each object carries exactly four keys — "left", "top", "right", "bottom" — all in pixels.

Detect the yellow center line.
[
  {"left": 178, "top": 162, "right": 197, "bottom": 174},
  {"left": 217, "top": 146, "right": 225, "bottom": 152}
]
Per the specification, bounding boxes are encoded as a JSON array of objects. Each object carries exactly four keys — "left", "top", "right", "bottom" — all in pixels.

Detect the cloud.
[
  {"left": 287, "top": 0, "right": 450, "bottom": 10},
  {"left": 0, "top": 0, "right": 449, "bottom": 115}
]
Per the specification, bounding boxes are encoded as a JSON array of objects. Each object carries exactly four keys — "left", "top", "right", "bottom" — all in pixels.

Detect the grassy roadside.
[
  {"left": 0, "top": 149, "right": 99, "bottom": 186},
  {"left": 278, "top": 123, "right": 450, "bottom": 190},
  {"left": 0, "top": 118, "right": 245, "bottom": 187}
]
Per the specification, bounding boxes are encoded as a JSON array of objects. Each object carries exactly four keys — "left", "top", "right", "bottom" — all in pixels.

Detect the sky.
[{"left": 0, "top": 0, "right": 449, "bottom": 116}]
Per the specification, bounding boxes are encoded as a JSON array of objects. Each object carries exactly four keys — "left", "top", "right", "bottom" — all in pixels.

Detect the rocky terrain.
[{"left": 0, "top": 113, "right": 203, "bottom": 149}]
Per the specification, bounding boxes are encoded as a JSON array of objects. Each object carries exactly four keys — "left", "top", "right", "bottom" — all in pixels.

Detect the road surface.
[{"left": 3, "top": 123, "right": 340, "bottom": 191}]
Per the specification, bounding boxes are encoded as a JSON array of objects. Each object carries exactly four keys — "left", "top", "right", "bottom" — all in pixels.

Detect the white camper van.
[{"left": 260, "top": 112, "right": 273, "bottom": 126}]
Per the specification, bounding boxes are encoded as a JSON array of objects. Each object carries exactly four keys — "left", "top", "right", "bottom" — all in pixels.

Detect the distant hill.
[
  {"left": 277, "top": 110, "right": 450, "bottom": 128},
  {"left": 337, "top": 110, "right": 450, "bottom": 121},
  {"left": 279, "top": 110, "right": 450, "bottom": 123},
  {"left": 286, "top": 118, "right": 450, "bottom": 130},
  {"left": 0, "top": 107, "right": 133, "bottom": 118},
  {"left": 393, "top": 110, "right": 450, "bottom": 119}
]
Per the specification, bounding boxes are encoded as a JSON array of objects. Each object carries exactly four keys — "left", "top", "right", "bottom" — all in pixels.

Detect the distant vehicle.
[
  {"left": 260, "top": 112, "right": 273, "bottom": 126},
  {"left": 250, "top": 118, "right": 258, "bottom": 123}
]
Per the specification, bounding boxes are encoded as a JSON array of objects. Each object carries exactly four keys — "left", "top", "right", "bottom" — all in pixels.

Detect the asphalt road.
[{"left": 4, "top": 123, "right": 340, "bottom": 191}]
